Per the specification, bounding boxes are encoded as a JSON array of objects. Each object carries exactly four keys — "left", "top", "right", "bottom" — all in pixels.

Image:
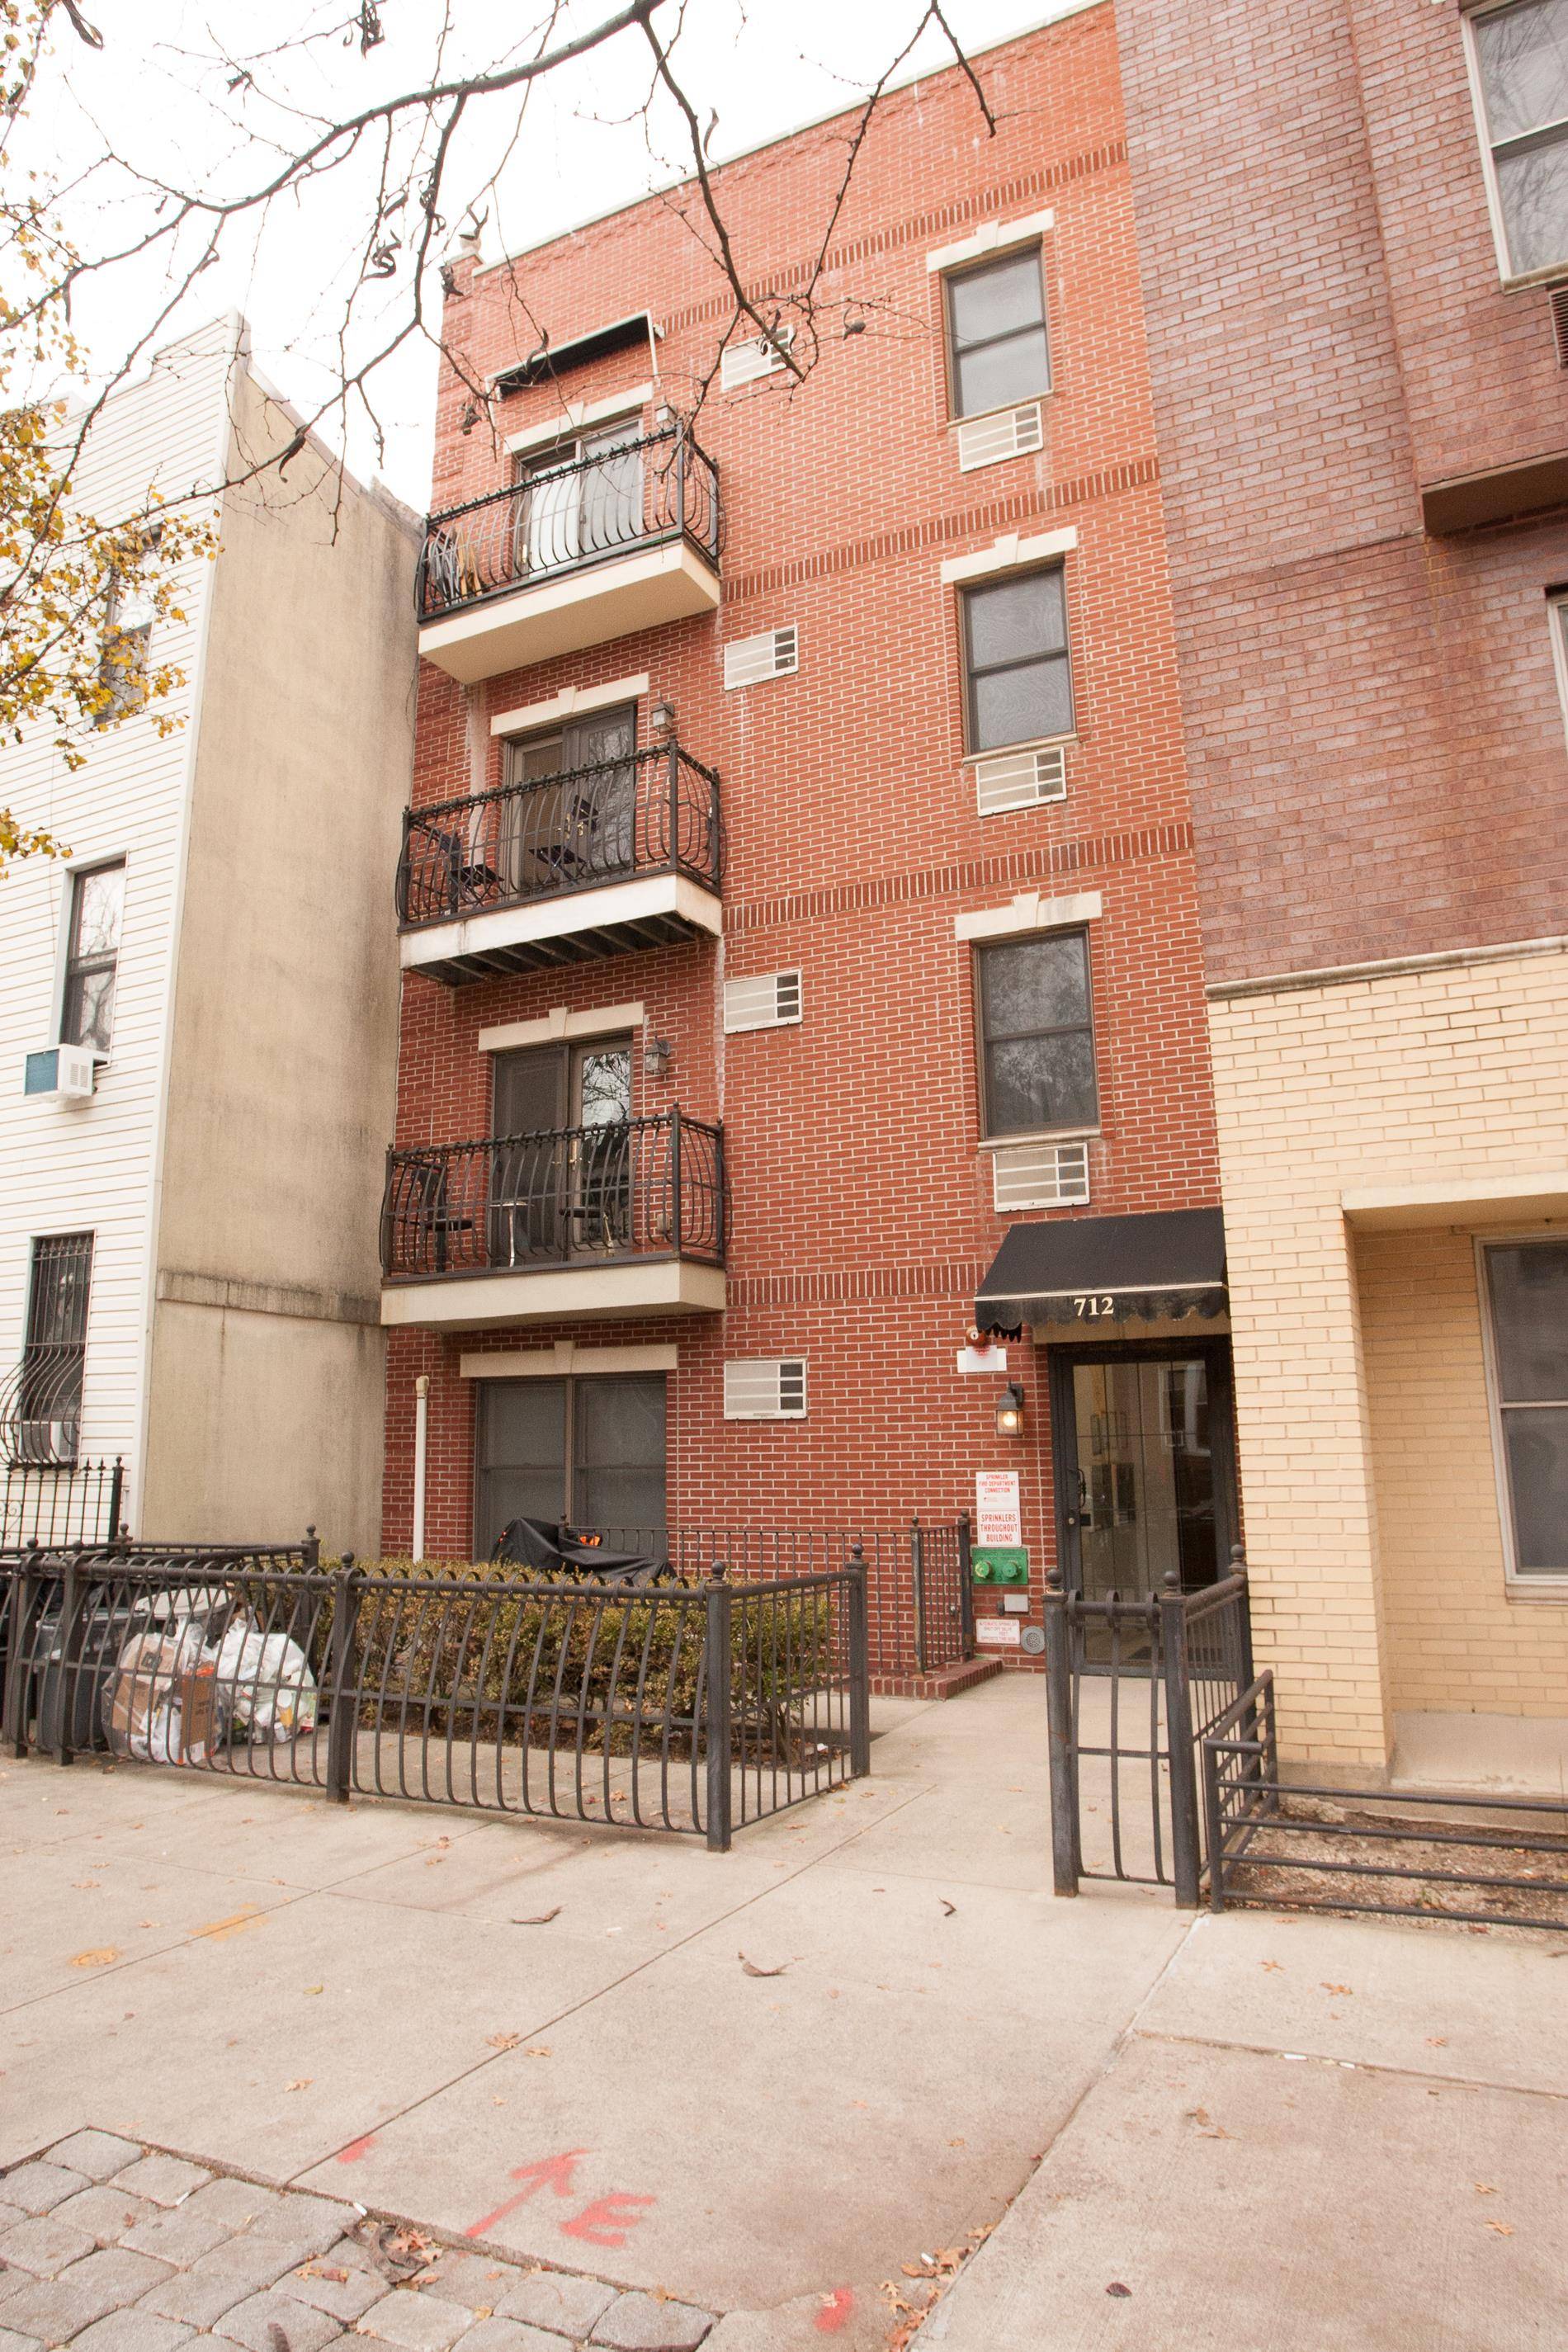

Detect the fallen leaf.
[
  {"left": 739, "top": 1953, "right": 787, "bottom": 1977},
  {"left": 1475, "top": 2184, "right": 1499, "bottom": 2196},
  {"left": 1426, "top": 2037, "right": 1448, "bottom": 2047},
  {"left": 948, "top": 2138, "right": 966, "bottom": 2148},
  {"left": 1485, "top": 2222, "right": 1515, "bottom": 2237},
  {"left": 285, "top": 2079, "right": 313, "bottom": 2093},
  {"left": 300, "top": 2266, "right": 350, "bottom": 2285},
  {"left": 1106, "top": 2282, "right": 1132, "bottom": 2298},
  {"left": 72, "top": 1880, "right": 100, "bottom": 1891},
  {"left": 1320, "top": 1983, "right": 1353, "bottom": 1996},
  {"left": 512, "top": 1908, "right": 561, "bottom": 1926},
  {"left": 1261, "top": 1960, "right": 1283, "bottom": 1973},
  {"left": 486, "top": 2033, "right": 522, "bottom": 2051},
  {"left": 470, "top": 2310, "right": 492, "bottom": 2323},
  {"left": 70, "top": 1948, "right": 118, "bottom": 1967},
  {"left": 939, "top": 1900, "right": 956, "bottom": 1916},
  {"left": 524, "top": 2046, "right": 551, "bottom": 2059},
  {"left": 304, "top": 1985, "right": 324, "bottom": 1997}
]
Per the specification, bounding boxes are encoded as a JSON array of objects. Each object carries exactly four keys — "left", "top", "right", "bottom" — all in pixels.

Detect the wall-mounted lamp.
[
  {"left": 649, "top": 697, "right": 676, "bottom": 735},
  {"left": 994, "top": 1381, "right": 1025, "bottom": 1439},
  {"left": 645, "top": 1034, "right": 674, "bottom": 1079}
]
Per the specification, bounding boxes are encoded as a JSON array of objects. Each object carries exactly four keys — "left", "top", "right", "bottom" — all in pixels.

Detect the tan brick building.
[{"left": 1118, "top": 0, "right": 1568, "bottom": 1778}]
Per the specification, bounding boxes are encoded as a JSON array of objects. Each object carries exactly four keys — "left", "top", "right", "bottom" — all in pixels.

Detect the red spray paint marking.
[
  {"left": 465, "top": 2150, "right": 591, "bottom": 2240},
  {"left": 815, "top": 2289, "right": 856, "bottom": 2333},
  {"left": 335, "top": 2136, "right": 378, "bottom": 2165},
  {"left": 560, "top": 2192, "right": 654, "bottom": 2250}
]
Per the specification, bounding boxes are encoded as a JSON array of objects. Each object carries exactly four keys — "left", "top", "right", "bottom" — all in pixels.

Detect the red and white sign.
[
  {"left": 975, "top": 1470, "right": 1023, "bottom": 1547},
  {"left": 975, "top": 1617, "right": 1022, "bottom": 1649}
]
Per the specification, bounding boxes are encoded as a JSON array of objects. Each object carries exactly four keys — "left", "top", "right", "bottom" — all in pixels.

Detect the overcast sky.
[{"left": 32, "top": 0, "right": 1072, "bottom": 509}]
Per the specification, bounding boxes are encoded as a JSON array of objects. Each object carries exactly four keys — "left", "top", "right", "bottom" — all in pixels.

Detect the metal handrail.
[
  {"left": 417, "top": 423, "right": 721, "bottom": 622},
  {"left": 380, "top": 1110, "right": 726, "bottom": 1281},
  {"left": 396, "top": 741, "right": 723, "bottom": 928}
]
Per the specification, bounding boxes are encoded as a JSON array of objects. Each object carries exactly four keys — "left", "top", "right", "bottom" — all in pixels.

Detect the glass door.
[
  {"left": 1048, "top": 1343, "right": 1237, "bottom": 1660},
  {"left": 570, "top": 1041, "right": 633, "bottom": 1255}
]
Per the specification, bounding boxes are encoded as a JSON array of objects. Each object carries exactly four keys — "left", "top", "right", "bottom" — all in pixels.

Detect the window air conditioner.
[{"left": 24, "top": 1045, "right": 101, "bottom": 1103}]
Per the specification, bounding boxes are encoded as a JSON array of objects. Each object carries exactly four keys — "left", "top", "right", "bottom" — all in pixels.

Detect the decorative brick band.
[
  {"left": 725, "top": 819, "right": 1196, "bottom": 935},
  {"left": 726, "top": 1260, "right": 986, "bottom": 1309},
  {"left": 725, "top": 456, "right": 1159, "bottom": 605},
  {"left": 658, "top": 141, "right": 1131, "bottom": 338}
]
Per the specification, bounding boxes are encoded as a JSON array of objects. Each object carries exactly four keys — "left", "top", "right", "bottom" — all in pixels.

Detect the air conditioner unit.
[{"left": 24, "top": 1045, "right": 101, "bottom": 1103}]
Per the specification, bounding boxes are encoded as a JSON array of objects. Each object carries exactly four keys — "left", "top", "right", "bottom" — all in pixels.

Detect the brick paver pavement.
[{"left": 0, "top": 2141, "right": 713, "bottom": 2352}]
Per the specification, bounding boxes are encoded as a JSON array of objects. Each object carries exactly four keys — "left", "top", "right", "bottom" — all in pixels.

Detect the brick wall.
[
  {"left": 385, "top": 4, "right": 1221, "bottom": 1671},
  {"left": 1207, "top": 942, "right": 1568, "bottom": 1764},
  {"left": 1114, "top": 0, "right": 1568, "bottom": 982}
]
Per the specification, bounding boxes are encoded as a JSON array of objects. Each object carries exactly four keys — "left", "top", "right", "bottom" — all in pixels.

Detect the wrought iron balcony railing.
[
  {"left": 396, "top": 743, "right": 722, "bottom": 930},
  {"left": 417, "top": 424, "right": 720, "bottom": 623},
  {"left": 381, "top": 1111, "right": 726, "bottom": 1282}
]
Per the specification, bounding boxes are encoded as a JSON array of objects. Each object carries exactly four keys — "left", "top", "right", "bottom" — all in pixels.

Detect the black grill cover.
[
  {"left": 976, "top": 1207, "right": 1227, "bottom": 1331},
  {"left": 490, "top": 1517, "right": 672, "bottom": 1585}
]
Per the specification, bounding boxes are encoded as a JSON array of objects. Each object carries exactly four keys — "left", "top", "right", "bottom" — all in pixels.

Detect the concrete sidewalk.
[{"left": 6, "top": 1677, "right": 1567, "bottom": 2350}]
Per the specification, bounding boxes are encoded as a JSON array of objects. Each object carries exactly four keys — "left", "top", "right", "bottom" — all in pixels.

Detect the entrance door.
[
  {"left": 1048, "top": 1343, "right": 1237, "bottom": 1612},
  {"left": 489, "top": 1040, "right": 632, "bottom": 1265},
  {"left": 501, "top": 702, "right": 638, "bottom": 893}
]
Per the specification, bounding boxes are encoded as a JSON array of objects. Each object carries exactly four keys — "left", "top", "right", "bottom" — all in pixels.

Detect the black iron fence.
[
  {"left": 2, "top": 1550, "right": 867, "bottom": 1850},
  {"left": 418, "top": 425, "right": 720, "bottom": 623},
  {"left": 1044, "top": 1558, "right": 1254, "bottom": 1905},
  {"left": 1203, "top": 1672, "right": 1568, "bottom": 1932},
  {"left": 397, "top": 743, "right": 723, "bottom": 930},
  {"left": 380, "top": 1112, "right": 725, "bottom": 1282},
  {"left": 566, "top": 1521, "right": 975, "bottom": 1684},
  {"left": 2, "top": 1459, "right": 125, "bottom": 1556}
]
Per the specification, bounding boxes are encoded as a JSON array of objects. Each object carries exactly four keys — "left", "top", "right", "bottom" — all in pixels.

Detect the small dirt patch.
[{"left": 1221, "top": 1796, "right": 1568, "bottom": 1933}]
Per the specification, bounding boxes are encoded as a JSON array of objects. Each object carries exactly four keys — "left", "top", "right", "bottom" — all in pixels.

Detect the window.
[
  {"left": 962, "top": 567, "right": 1073, "bottom": 753},
  {"left": 1471, "top": 0, "right": 1568, "bottom": 277},
  {"left": 1481, "top": 1239, "right": 1568, "bottom": 1580},
  {"left": 515, "top": 420, "right": 643, "bottom": 575},
  {"left": 97, "top": 541, "right": 159, "bottom": 721},
  {"left": 9, "top": 1233, "right": 92, "bottom": 1466},
  {"left": 498, "top": 703, "right": 637, "bottom": 892},
  {"left": 61, "top": 862, "right": 125, "bottom": 1057},
  {"left": 976, "top": 931, "right": 1098, "bottom": 1138},
  {"left": 474, "top": 1373, "right": 667, "bottom": 1556},
  {"left": 945, "top": 245, "right": 1049, "bottom": 418}
]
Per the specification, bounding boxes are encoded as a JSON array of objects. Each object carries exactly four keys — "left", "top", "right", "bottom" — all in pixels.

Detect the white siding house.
[{"left": 0, "top": 319, "right": 418, "bottom": 1551}]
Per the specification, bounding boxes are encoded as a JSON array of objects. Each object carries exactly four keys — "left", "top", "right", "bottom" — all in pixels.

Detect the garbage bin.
[{"left": 34, "top": 1592, "right": 140, "bottom": 1753}]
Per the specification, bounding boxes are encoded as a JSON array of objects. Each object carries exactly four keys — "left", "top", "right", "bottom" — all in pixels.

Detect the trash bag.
[
  {"left": 102, "top": 1624, "right": 228, "bottom": 1766},
  {"left": 210, "top": 1625, "right": 319, "bottom": 1743}
]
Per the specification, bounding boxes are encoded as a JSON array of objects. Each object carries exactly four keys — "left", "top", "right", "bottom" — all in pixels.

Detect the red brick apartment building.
[
  {"left": 1113, "top": 0, "right": 1568, "bottom": 1776},
  {"left": 380, "top": 3, "right": 1231, "bottom": 1684}
]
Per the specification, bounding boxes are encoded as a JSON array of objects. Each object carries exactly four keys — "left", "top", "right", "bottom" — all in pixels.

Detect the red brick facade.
[
  {"left": 384, "top": 5, "right": 1221, "bottom": 1670},
  {"left": 1114, "top": 0, "right": 1568, "bottom": 984}
]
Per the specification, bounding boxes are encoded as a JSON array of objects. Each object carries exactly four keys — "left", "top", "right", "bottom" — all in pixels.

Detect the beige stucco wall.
[
  {"left": 1357, "top": 1224, "right": 1568, "bottom": 1717},
  {"left": 1208, "top": 937, "right": 1568, "bottom": 1768},
  {"left": 141, "top": 361, "right": 418, "bottom": 1553}
]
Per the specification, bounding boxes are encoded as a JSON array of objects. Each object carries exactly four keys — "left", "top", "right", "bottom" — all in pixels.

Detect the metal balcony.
[
  {"left": 379, "top": 1111, "right": 727, "bottom": 1329},
  {"left": 416, "top": 425, "right": 721, "bottom": 682},
  {"left": 396, "top": 742, "right": 722, "bottom": 982}
]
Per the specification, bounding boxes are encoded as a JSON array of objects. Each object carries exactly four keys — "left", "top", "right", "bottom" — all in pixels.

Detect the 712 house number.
[{"left": 1074, "top": 1295, "right": 1117, "bottom": 1318}]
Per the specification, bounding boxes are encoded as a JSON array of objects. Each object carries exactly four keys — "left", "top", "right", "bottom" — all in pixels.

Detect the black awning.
[
  {"left": 494, "top": 311, "right": 661, "bottom": 394},
  {"left": 976, "top": 1206, "right": 1227, "bottom": 1331}
]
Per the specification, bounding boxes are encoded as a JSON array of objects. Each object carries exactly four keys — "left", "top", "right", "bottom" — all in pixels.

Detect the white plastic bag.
[{"left": 211, "top": 1625, "right": 319, "bottom": 1743}]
